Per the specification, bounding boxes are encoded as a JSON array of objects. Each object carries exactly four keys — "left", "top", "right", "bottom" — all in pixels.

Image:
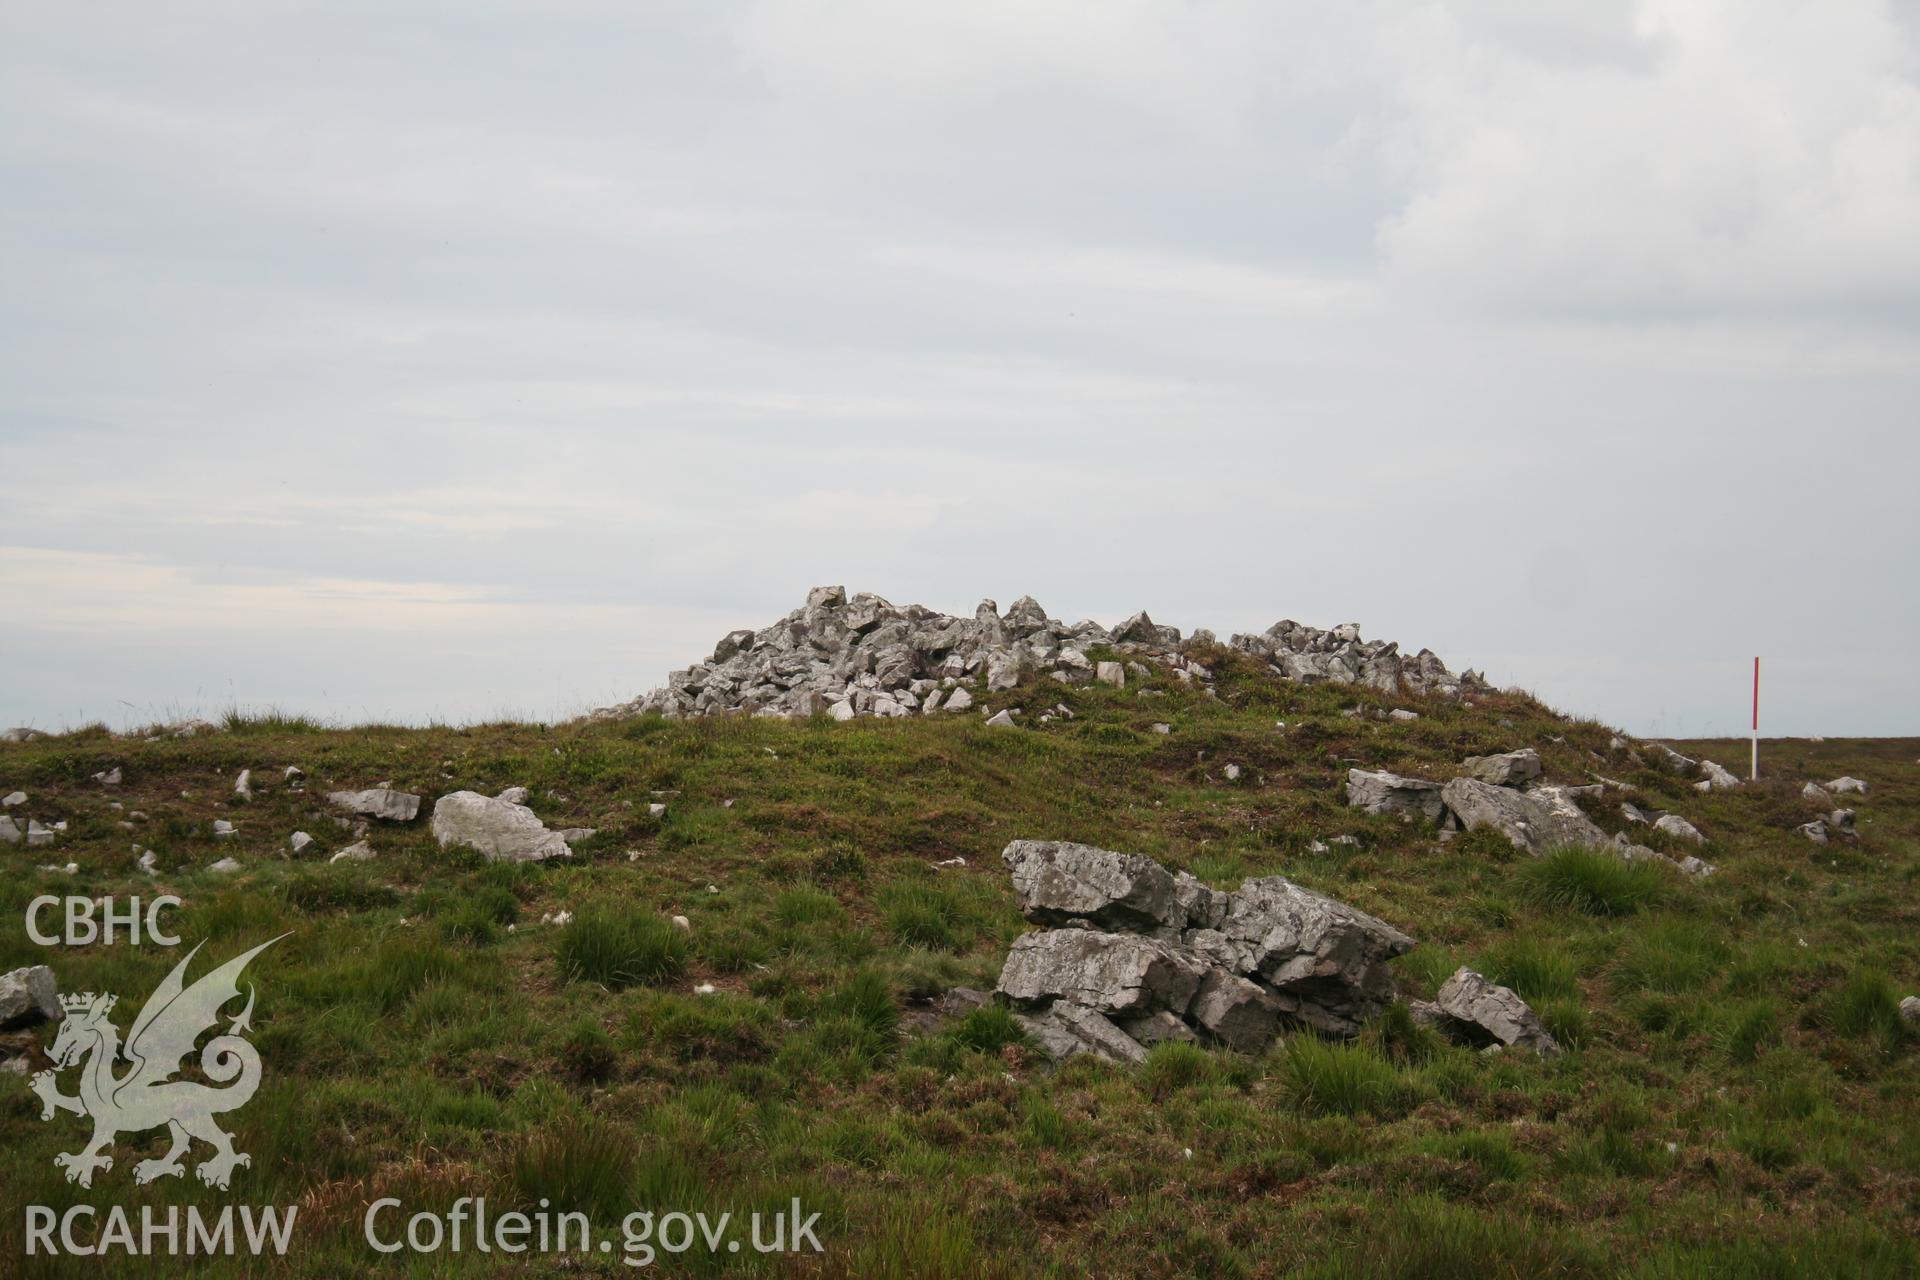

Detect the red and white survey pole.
[{"left": 1751, "top": 656, "right": 1760, "bottom": 781}]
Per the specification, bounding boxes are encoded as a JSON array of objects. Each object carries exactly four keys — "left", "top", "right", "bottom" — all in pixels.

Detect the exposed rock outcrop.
[
  {"left": 1342, "top": 749, "right": 1715, "bottom": 878},
  {"left": 0, "top": 965, "right": 59, "bottom": 1029},
  {"left": 1462, "top": 748, "right": 1543, "bottom": 788},
  {"left": 993, "top": 840, "right": 1415, "bottom": 1062},
  {"left": 327, "top": 788, "right": 421, "bottom": 822},
  {"left": 595, "top": 587, "right": 1488, "bottom": 721},
  {"left": 1345, "top": 769, "right": 1446, "bottom": 822},
  {"left": 430, "top": 789, "right": 592, "bottom": 863},
  {"left": 1414, "top": 967, "right": 1563, "bottom": 1057}
]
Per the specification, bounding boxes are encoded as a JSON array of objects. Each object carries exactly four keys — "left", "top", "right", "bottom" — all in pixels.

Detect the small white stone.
[
  {"left": 234, "top": 769, "right": 252, "bottom": 799},
  {"left": 648, "top": 803, "right": 667, "bottom": 818},
  {"left": 207, "top": 857, "right": 242, "bottom": 874},
  {"left": 670, "top": 915, "right": 691, "bottom": 933},
  {"left": 693, "top": 983, "right": 717, "bottom": 996},
  {"left": 1, "top": 791, "right": 24, "bottom": 807}
]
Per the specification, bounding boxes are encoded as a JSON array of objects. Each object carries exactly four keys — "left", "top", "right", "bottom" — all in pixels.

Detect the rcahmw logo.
[
  {"left": 22, "top": 934, "right": 300, "bottom": 1259},
  {"left": 29, "top": 935, "right": 287, "bottom": 1189}
]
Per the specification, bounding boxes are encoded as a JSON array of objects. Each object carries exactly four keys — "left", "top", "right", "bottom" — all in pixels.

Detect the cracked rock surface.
[{"left": 993, "top": 840, "right": 1415, "bottom": 1062}]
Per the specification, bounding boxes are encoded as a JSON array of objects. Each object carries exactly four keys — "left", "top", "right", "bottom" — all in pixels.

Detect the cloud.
[{"left": 1375, "top": 0, "right": 1920, "bottom": 317}]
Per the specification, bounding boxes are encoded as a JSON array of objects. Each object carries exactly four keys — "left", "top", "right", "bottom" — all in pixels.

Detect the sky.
[{"left": 2, "top": 0, "right": 1918, "bottom": 738}]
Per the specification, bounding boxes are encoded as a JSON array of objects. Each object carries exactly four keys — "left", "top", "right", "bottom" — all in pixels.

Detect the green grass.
[
  {"left": 0, "top": 673, "right": 1915, "bottom": 1276},
  {"left": 1281, "top": 1036, "right": 1412, "bottom": 1116},
  {"left": 1517, "top": 845, "right": 1670, "bottom": 915},
  {"left": 554, "top": 903, "right": 690, "bottom": 988}
]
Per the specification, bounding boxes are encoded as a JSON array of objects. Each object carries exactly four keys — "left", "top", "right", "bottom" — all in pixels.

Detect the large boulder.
[
  {"left": 996, "top": 930, "right": 1207, "bottom": 1017},
  {"left": 327, "top": 788, "right": 421, "bottom": 822},
  {"left": 429, "top": 790, "right": 589, "bottom": 863},
  {"left": 1440, "top": 777, "right": 1608, "bottom": 855},
  {"left": 1417, "top": 967, "right": 1562, "bottom": 1057},
  {"left": 1185, "top": 876, "right": 1414, "bottom": 1035},
  {"left": 0, "top": 965, "right": 59, "bottom": 1029},
  {"left": 1346, "top": 769, "right": 1446, "bottom": 822},
  {"left": 1461, "top": 749, "right": 1542, "bottom": 788},
  {"left": 1002, "top": 840, "right": 1182, "bottom": 932}
]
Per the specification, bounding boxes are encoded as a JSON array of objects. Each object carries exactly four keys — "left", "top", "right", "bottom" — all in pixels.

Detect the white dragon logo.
[{"left": 28, "top": 935, "right": 287, "bottom": 1190}]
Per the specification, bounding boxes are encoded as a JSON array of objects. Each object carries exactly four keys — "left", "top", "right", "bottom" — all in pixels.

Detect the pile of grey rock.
[
  {"left": 985, "top": 839, "right": 1560, "bottom": 1064},
  {"left": 1799, "top": 777, "right": 1868, "bottom": 844},
  {"left": 595, "top": 587, "right": 1489, "bottom": 721},
  {"left": 1346, "top": 747, "right": 1716, "bottom": 877},
  {"left": 992, "top": 839, "right": 1415, "bottom": 1062}
]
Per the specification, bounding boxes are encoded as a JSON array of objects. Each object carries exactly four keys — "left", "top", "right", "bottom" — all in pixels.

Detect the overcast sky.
[{"left": 3, "top": 1, "right": 1917, "bottom": 738}]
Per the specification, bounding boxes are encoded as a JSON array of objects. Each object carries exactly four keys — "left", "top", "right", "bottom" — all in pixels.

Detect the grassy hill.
[{"left": 2, "top": 651, "right": 1915, "bottom": 1277}]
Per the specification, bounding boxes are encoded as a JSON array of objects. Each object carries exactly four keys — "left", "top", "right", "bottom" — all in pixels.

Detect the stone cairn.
[{"left": 595, "top": 586, "right": 1488, "bottom": 721}]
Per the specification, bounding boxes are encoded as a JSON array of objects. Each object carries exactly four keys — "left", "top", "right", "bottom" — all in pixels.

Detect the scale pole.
[{"left": 1751, "top": 656, "right": 1759, "bottom": 781}]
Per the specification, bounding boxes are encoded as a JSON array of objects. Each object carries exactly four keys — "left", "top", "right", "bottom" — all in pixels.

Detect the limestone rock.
[
  {"left": 1827, "top": 776, "right": 1869, "bottom": 796},
  {"left": 1346, "top": 769, "right": 1446, "bottom": 822},
  {"left": 1802, "top": 782, "right": 1835, "bottom": 807},
  {"left": 1014, "top": 1004, "right": 1150, "bottom": 1065},
  {"left": 1422, "top": 967, "right": 1563, "bottom": 1057},
  {"left": 1004, "top": 839, "right": 1183, "bottom": 932},
  {"left": 1646, "top": 745, "right": 1698, "bottom": 776},
  {"left": 984, "top": 709, "right": 1016, "bottom": 728},
  {"left": 1653, "top": 814, "right": 1706, "bottom": 844},
  {"left": 1189, "top": 968, "right": 1283, "bottom": 1053},
  {"left": 1901, "top": 996, "right": 1919, "bottom": 1028},
  {"left": 429, "top": 790, "right": 584, "bottom": 863},
  {"left": 329, "top": 840, "right": 375, "bottom": 863},
  {"left": 1699, "top": 760, "right": 1741, "bottom": 790},
  {"left": 1440, "top": 777, "right": 1607, "bottom": 855},
  {"left": 593, "top": 588, "right": 1488, "bottom": 721},
  {"left": 1462, "top": 749, "right": 1542, "bottom": 788},
  {"left": 327, "top": 788, "right": 422, "bottom": 822},
  {"left": 1185, "top": 876, "right": 1414, "bottom": 1035},
  {"left": 996, "top": 930, "right": 1207, "bottom": 1017},
  {"left": 0, "top": 965, "right": 59, "bottom": 1029}
]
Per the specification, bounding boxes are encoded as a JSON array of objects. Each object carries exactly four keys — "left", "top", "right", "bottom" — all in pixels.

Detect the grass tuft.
[
  {"left": 1516, "top": 846, "right": 1668, "bottom": 916},
  {"left": 555, "top": 905, "right": 689, "bottom": 989}
]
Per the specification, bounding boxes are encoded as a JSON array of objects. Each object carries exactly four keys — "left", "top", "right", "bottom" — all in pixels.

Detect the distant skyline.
[{"left": 3, "top": 2, "right": 1917, "bottom": 737}]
